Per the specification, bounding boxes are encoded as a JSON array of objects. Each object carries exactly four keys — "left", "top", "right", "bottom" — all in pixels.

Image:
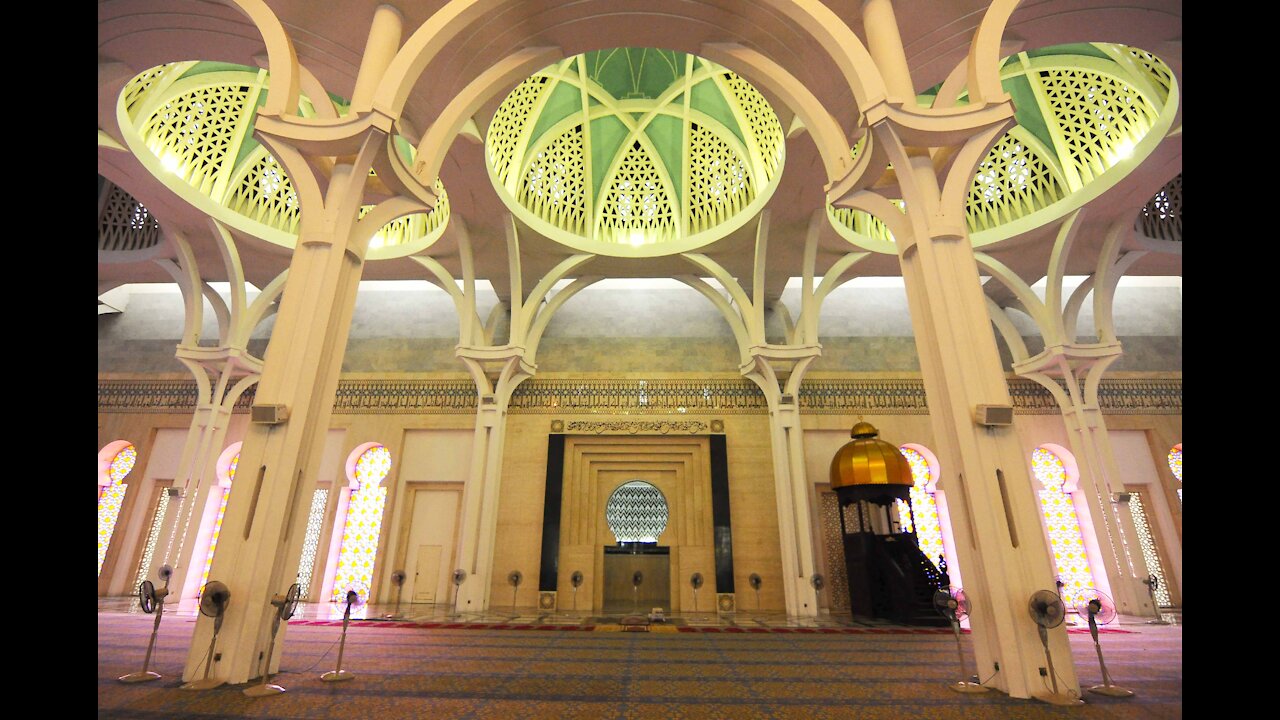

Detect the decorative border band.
[{"left": 98, "top": 376, "right": 1181, "bottom": 416}]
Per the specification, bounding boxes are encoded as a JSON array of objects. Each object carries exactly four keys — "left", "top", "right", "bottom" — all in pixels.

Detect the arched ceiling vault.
[{"left": 99, "top": 0, "right": 1180, "bottom": 314}]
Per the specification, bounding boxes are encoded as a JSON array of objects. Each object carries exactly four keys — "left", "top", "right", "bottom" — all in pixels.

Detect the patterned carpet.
[{"left": 98, "top": 612, "right": 1181, "bottom": 718}]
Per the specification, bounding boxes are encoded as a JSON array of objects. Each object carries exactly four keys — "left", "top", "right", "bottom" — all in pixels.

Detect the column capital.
[
  {"left": 175, "top": 345, "right": 263, "bottom": 377},
  {"left": 863, "top": 97, "right": 1015, "bottom": 149},
  {"left": 1013, "top": 341, "right": 1123, "bottom": 410},
  {"left": 456, "top": 344, "right": 536, "bottom": 408},
  {"left": 739, "top": 344, "right": 822, "bottom": 409}
]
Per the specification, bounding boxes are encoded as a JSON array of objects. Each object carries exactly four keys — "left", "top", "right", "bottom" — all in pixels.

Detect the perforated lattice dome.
[
  {"left": 117, "top": 61, "right": 450, "bottom": 259},
  {"left": 829, "top": 42, "right": 1177, "bottom": 251},
  {"left": 486, "top": 48, "right": 785, "bottom": 256}
]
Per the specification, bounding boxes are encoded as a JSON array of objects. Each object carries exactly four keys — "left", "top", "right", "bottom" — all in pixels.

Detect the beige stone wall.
[
  {"left": 490, "top": 412, "right": 786, "bottom": 612},
  {"left": 100, "top": 370, "right": 1182, "bottom": 613}
]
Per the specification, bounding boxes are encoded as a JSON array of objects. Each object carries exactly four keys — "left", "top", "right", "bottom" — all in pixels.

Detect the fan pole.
[
  {"left": 1145, "top": 580, "right": 1169, "bottom": 625},
  {"left": 947, "top": 617, "right": 988, "bottom": 693},
  {"left": 453, "top": 584, "right": 461, "bottom": 617},
  {"left": 1032, "top": 624, "right": 1083, "bottom": 706},
  {"left": 322, "top": 599, "right": 356, "bottom": 682},
  {"left": 120, "top": 600, "right": 165, "bottom": 683},
  {"left": 392, "top": 583, "right": 403, "bottom": 619},
  {"left": 1086, "top": 612, "right": 1134, "bottom": 697},
  {"left": 244, "top": 613, "right": 287, "bottom": 696},
  {"left": 182, "top": 615, "right": 226, "bottom": 690},
  {"left": 693, "top": 587, "right": 698, "bottom": 614},
  {"left": 572, "top": 585, "right": 577, "bottom": 612}
]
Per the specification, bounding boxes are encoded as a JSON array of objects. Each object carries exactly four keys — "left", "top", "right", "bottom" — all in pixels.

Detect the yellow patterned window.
[
  {"left": 894, "top": 447, "right": 947, "bottom": 571},
  {"left": 98, "top": 444, "right": 138, "bottom": 576},
  {"left": 1168, "top": 445, "right": 1182, "bottom": 503},
  {"left": 332, "top": 446, "right": 392, "bottom": 601},
  {"left": 200, "top": 452, "right": 238, "bottom": 593},
  {"left": 1032, "top": 447, "right": 1096, "bottom": 609}
]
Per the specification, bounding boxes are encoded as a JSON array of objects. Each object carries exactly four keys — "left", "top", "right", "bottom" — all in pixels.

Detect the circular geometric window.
[{"left": 605, "top": 480, "right": 669, "bottom": 543}]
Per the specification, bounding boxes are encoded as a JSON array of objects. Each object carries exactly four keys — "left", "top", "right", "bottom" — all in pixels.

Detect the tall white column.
[
  {"left": 453, "top": 349, "right": 534, "bottom": 612},
  {"left": 742, "top": 346, "right": 822, "bottom": 617},
  {"left": 181, "top": 144, "right": 382, "bottom": 683},
  {"left": 879, "top": 140, "right": 1081, "bottom": 698}
]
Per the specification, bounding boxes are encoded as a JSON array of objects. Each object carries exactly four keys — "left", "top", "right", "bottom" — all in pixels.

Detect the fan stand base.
[
  {"left": 118, "top": 671, "right": 161, "bottom": 683},
  {"left": 947, "top": 681, "right": 990, "bottom": 694},
  {"left": 1146, "top": 619, "right": 1170, "bottom": 625},
  {"left": 1032, "top": 692, "right": 1084, "bottom": 706},
  {"left": 1088, "top": 684, "right": 1134, "bottom": 697},
  {"left": 321, "top": 670, "right": 355, "bottom": 682},
  {"left": 181, "top": 678, "right": 225, "bottom": 691},
  {"left": 243, "top": 682, "right": 286, "bottom": 697}
]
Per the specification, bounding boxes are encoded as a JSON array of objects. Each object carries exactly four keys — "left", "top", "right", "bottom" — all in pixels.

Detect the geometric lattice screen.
[
  {"left": 99, "top": 183, "right": 163, "bottom": 253},
  {"left": 605, "top": 481, "right": 669, "bottom": 543},
  {"left": 134, "top": 487, "right": 174, "bottom": 591},
  {"left": 1136, "top": 173, "right": 1181, "bottom": 242},
  {"left": 296, "top": 488, "right": 330, "bottom": 598},
  {"left": 1127, "top": 491, "right": 1171, "bottom": 607}
]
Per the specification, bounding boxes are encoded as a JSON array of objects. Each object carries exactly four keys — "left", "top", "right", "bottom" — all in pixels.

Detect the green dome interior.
[{"left": 486, "top": 48, "right": 785, "bottom": 256}]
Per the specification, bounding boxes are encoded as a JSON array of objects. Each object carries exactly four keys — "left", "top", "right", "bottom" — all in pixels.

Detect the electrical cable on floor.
[
  {"left": 1052, "top": 665, "right": 1081, "bottom": 699},
  {"left": 281, "top": 634, "right": 344, "bottom": 674},
  {"left": 188, "top": 648, "right": 208, "bottom": 679}
]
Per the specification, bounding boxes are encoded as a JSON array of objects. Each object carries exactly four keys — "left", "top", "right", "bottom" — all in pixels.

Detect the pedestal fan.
[
  {"left": 385, "top": 570, "right": 406, "bottom": 619},
  {"left": 508, "top": 570, "right": 523, "bottom": 613},
  {"left": 451, "top": 569, "right": 466, "bottom": 617},
  {"left": 321, "top": 589, "right": 360, "bottom": 683},
  {"left": 1143, "top": 575, "right": 1170, "bottom": 625},
  {"left": 570, "top": 571, "right": 584, "bottom": 613},
  {"left": 1076, "top": 590, "right": 1134, "bottom": 697},
  {"left": 181, "top": 581, "right": 231, "bottom": 690},
  {"left": 120, "top": 565, "right": 173, "bottom": 683},
  {"left": 932, "top": 587, "right": 988, "bottom": 693},
  {"left": 690, "top": 572, "right": 704, "bottom": 615},
  {"left": 631, "top": 570, "right": 643, "bottom": 613},
  {"left": 1028, "top": 589, "right": 1083, "bottom": 706},
  {"left": 243, "top": 582, "right": 301, "bottom": 697},
  {"left": 749, "top": 573, "right": 762, "bottom": 610}
]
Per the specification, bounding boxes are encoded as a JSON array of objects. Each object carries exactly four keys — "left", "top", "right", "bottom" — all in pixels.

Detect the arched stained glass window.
[
  {"left": 1032, "top": 447, "right": 1096, "bottom": 608},
  {"left": 332, "top": 445, "right": 391, "bottom": 601},
  {"left": 200, "top": 451, "right": 238, "bottom": 592},
  {"left": 98, "top": 444, "right": 138, "bottom": 576},
  {"left": 894, "top": 447, "right": 947, "bottom": 572},
  {"left": 1168, "top": 444, "right": 1181, "bottom": 503}
]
